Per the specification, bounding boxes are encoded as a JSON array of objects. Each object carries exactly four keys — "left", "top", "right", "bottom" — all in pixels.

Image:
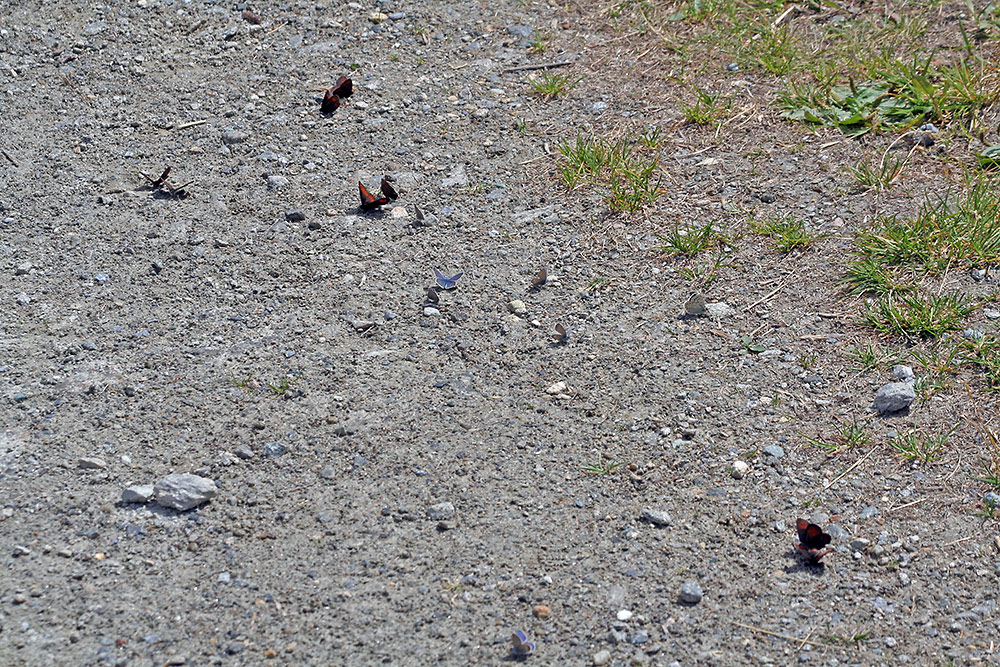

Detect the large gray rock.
[
  {"left": 154, "top": 473, "right": 218, "bottom": 511},
  {"left": 875, "top": 382, "right": 915, "bottom": 415}
]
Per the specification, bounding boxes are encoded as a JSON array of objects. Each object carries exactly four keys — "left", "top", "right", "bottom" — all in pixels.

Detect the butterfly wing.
[
  {"left": 511, "top": 631, "right": 534, "bottom": 656},
  {"left": 321, "top": 91, "right": 340, "bottom": 113},
  {"left": 359, "top": 182, "right": 390, "bottom": 210},
  {"left": 425, "top": 287, "right": 439, "bottom": 304},
  {"left": 434, "top": 269, "right": 461, "bottom": 289},
  {"left": 531, "top": 267, "right": 547, "bottom": 287},
  {"left": 380, "top": 177, "right": 398, "bottom": 201},
  {"left": 796, "top": 519, "right": 831, "bottom": 549},
  {"left": 332, "top": 76, "right": 353, "bottom": 98}
]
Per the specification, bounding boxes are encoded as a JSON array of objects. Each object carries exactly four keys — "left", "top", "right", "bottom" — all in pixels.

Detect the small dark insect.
[
  {"left": 425, "top": 286, "right": 440, "bottom": 304},
  {"left": 242, "top": 9, "right": 261, "bottom": 24},
  {"left": 379, "top": 177, "right": 398, "bottom": 201},
  {"left": 141, "top": 167, "right": 171, "bottom": 188},
  {"left": 552, "top": 323, "right": 569, "bottom": 344},
  {"left": 358, "top": 177, "right": 398, "bottom": 211},
  {"left": 139, "top": 167, "right": 193, "bottom": 198},
  {"left": 795, "top": 518, "right": 833, "bottom": 564},
  {"left": 530, "top": 267, "right": 548, "bottom": 289},
  {"left": 321, "top": 76, "right": 353, "bottom": 114}
]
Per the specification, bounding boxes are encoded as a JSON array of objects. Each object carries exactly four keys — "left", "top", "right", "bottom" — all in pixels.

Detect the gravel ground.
[{"left": 2, "top": 1, "right": 1000, "bottom": 666}]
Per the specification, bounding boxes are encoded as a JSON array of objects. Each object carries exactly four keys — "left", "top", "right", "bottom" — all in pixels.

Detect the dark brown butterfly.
[
  {"left": 424, "top": 286, "right": 439, "bottom": 304},
  {"left": 552, "top": 323, "right": 568, "bottom": 344},
  {"left": 795, "top": 518, "right": 833, "bottom": 563},
  {"left": 358, "top": 177, "right": 398, "bottom": 211},
  {"left": 141, "top": 167, "right": 171, "bottom": 188},
  {"left": 321, "top": 76, "right": 353, "bottom": 114},
  {"left": 530, "top": 267, "right": 548, "bottom": 289}
]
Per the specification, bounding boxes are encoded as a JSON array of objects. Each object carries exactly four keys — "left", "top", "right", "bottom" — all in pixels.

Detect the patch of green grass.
[
  {"left": 230, "top": 374, "right": 254, "bottom": 391},
  {"left": 801, "top": 417, "right": 870, "bottom": 453},
  {"left": 527, "top": 71, "right": 581, "bottom": 98},
  {"left": 751, "top": 216, "right": 825, "bottom": 252},
  {"left": 267, "top": 377, "right": 297, "bottom": 395},
  {"left": 680, "top": 86, "right": 730, "bottom": 126},
  {"left": 638, "top": 125, "right": 667, "bottom": 148},
  {"left": 891, "top": 429, "right": 953, "bottom": 463},
  {"left": 527, "top": 33, "right": 551, "bottom": 54},
  {"left": 556, "top": 132, "right": 663, "bottom": 213},
  {"left": 847, "top": 153, "right": 908, "bottom": 191},
  {"left": 582, "top": 460, "right": 628, "bottom": 475},
  {"left": 677, "top": 248, "right": 735, "bottom": 287},
  {"left": 658, "top": 221, "right": 723, "bottom": 257},
  {"left": 846, "top": 341, "right": 895, "bottom": 371},
  {"left": 779, "top": 55, "right": 1000, "bottom": 136},
  {"left": 861, "top": 292, "right": 976, "bottom": 339}
]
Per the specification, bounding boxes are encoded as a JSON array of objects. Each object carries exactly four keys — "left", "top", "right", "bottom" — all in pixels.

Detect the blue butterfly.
[
  {"left": 433, "top": 268, "right": 463, "bottom": 290},
  {"left": 511, "top": 630, "right": 534, "bottom": 657}
]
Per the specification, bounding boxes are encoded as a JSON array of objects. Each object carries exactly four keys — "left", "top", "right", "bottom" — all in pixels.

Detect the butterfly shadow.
[
  {"left": 782, "top": 548, "right": 828, "bottom": 576},
  {"left": 353, "top": 206, "right": 388, "bottom": 219}
]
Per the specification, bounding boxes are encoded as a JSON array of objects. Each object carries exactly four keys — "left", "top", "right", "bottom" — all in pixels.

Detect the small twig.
[
  {"left": 732, "top": 621, "right": 811, "bottom": 645},
  {"left": 2, "top": 149, "right": 18, "bottom": 167},
  {"left": 773, "top": 5, "right": 798, "bottom": 26},
  {"left": 889, "top": 498, "right": 925, "bottom": 513},
  {"left": 942, "top": 535, "right": 974, "bottom": 548},
  {"left": 822, "top": 446, "right": 877, "bottom": 492},
  {"left": 503, "top": 60, "right": 573, "bottom": 73},
  {"left": 746, "top": 280, "right": 787, "bottom": 311},
  {"left": 174, "top": 119, "right": 208, "bottom": 130}
]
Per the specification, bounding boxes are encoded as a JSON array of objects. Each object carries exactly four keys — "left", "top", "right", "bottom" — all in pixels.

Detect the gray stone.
[
  {"left": 705, "top": 301, "right": 736, "bottom": 318},
  {"left": 78, "top": 457, "right": 108, "bottom": 470},
  {"left": 679, "top": 580, "right": 703, "bottom": 604},
  {"left": 221, "top": 130, "right": 247, "bottom": 145},
  {"left": 629, "top": 630, "right": 649, "bottom": 645},
  {"left": 859, "top": 505, "right": 879, "bottom": 520},
  {"left": 593, "top": 649, "right": 612, "bottom": 666},
  {"left": 762, "top": 444, "right": 784, "bottom": 459},
  {"left": 641, "top": 509, "right": 671, "bottom": 526},
  {"left": 441, "top": 164, "right": 468, "bottom": 188},
  {"left": 826, "top": 523, "right": 850, "bottom": 540},
  {"left": 875, "top": 382, "right": 915, "bottom": 414},
  {"left": 985, "top": 491, "right": 1000, "bottom": 508},
  {"left": 266, "top": 174, "right": 289, "bottom": 190},
  {"left": 591, "top": 101, "right": 608, "bottom": 114},
  {"left": 759, "top": 193, "right": 776, "bottom": 203},
  {"left": 153, "top": 473, "right": 218, "bottom": 511},
  {"left": 507, "top": 24, "right": 534, "bottom": 38},
  {"left": 263, "top": 442, "right": 287, "bottom": 458},
  {"left": 121, "top": 485, "right": 154, "bottom": 503},
  {"left": 426, "top": 502, "right": 456, "bottom": 520},
  {"left": 285, "top": 209, "right": 306, "bottom": 222},
  {"left": 234, "top": 445, "right": 254, "bottom": 460},
  {"left": 891, "top": 365, "right": 914, "bottom": 382},
  {"left": 319, "top": 465, "right": 336, "bottom": 480},
  {"left": 15, "top": 261, "right": 32, "bottom": 275}
]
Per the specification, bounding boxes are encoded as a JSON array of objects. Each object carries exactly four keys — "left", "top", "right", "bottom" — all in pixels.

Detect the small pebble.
[
  {"left": 617, "top": 609, "right": 633, "bottom": 621},
  {"left": 121, "top": 485, "right": 154, "bottom": 504},
  {"left": 593, "top": 649, "right": 612, "bottom": 666},
  {"left": 508, "top": 300, "right": 528, "bottom": 316},
  {"left": 78, "top": 457, "right": 108, "bottom": 470},
  {"left": 641, "top": 508, "right": 671, "bottom": 526},
  {"left": 731, "top": 460, "right": 749, "bottom": 479},
  {"left": 285, "top": 209, "right": 306, "bottom": 222},
  {"left": 153, "top": 473, "right": 218, "bottom": 511},
  {"left": 679, "top": 580, "right": 703, "bottom": 604},
  {"left": 533, "top": 604, "right": 551, "bottom": 619},
  {"left": 874, "top": 382, "right": 915, "bottom": 414},
  {"left": 426, "top": 502, "right": 455, "bottom": 521}
]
